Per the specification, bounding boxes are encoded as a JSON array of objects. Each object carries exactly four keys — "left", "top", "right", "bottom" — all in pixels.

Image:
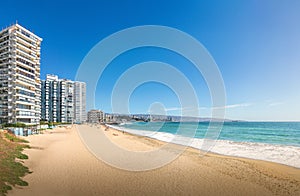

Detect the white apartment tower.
[
  {"left": 74, "top": 81, "right": 86, "bottom": 123},
  {"left": 41, "top": 74, "right": 59, "bottom": 122},
  {"left": 0, "top": 24, "right": 42, "bottom": 124},
  {"left": 59, "top": 79, "right": 74, "bottom": 123},
  {"left": 41, "top": 75, "right": 74, "bottom": 123},
  {"left": 41, "top": 75, "right": 86, "bottom": 123}
]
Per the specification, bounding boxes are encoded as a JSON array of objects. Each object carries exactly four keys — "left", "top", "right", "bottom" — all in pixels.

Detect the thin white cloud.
[
  {"left": 165, "top": 107, "right": 182, "bottom": 111},
  {"left": 212, "top": 103, "right": 252, "bottom": 110},
  {"left": 147, "top": 107, "right": 186, "bottom": 113},
  {"left": 268, "top": 102, "right": 284, "bottom": 107},
  {"left": 164, "top": 104, "right": 252, "bottom": 112},
  {"left": 165, "top": 107, "right": 199, "bottom": 111}
]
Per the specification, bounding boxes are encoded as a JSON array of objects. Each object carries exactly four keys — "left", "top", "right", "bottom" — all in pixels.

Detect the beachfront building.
[
  {"left": 41, "top": 74, "right": 59, "bottom": 122},
  {"left": 0, "top": 24, "right": 42, "bottom": 124},
  {"left": 87, "top": 109, "right": 100, "bottom": 123},
  {"left": 87, "top": 109, "right": 104, "bottom": 123},
  {"left": 105, "top": 114, "right": 116, "bottom": 123},
  {"left": 74, "top": 81, "right": 87, "bottom": 123},
  {"left": 100, "top": 111, "right": 105, "bottom": 122},
  {"left": 41, "top": 75, "right": 74, "bottom": 123},
  {"left": 58, "top": 79, "right": 74, "bottom": 123},
  {"left": 41, "top": 74, "right": 86, "bottom": 123}
]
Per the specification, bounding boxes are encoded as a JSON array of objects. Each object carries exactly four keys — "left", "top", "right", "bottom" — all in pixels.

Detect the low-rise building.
[{"left": 87, "top": 109, "right": 104, "bottom": 123}]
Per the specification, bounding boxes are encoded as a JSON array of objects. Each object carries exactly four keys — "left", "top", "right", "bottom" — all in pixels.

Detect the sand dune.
[{"left": 9, "top": 125, "right": 300, "bottom": 196}]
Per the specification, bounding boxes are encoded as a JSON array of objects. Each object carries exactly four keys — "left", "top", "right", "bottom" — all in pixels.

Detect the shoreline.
[
  {"left": 9, "top": 125, "right": 300, "bottom": 196},
  {"left": 105, "top": 124, "right": 300, "bottom": 170},
  {"left": 107, "top": 124, "right": 300, "bottom": 169}
]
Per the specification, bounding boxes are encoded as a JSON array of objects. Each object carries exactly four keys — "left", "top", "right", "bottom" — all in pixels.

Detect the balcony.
[
  {"left": 16, "top": 48, "right": 35, "bottom": 61},
  {"left": 16, "top": 58, "right": 35, "bottom": 70},
  {"left": 15, "top": 72, "right": 35, "bottom": 82},
  {"left": 16, "top": 30, "right": 35, "bottom": 43},
  {"left": 16, "top": 36, "right": 35, "bottom": 48}
]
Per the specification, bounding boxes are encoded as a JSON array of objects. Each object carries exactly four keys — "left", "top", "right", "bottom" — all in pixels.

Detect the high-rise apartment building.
[
  {"left": 41, "top": 74, "right": 59, "bottom": 122},
  {"left": 41, "top": 75, "right": 74, "bottom": 123},
  {"left": 41, "top": 75, "right": 86, "bottom": 123},
  {"left": 0, "top": 24, "right": 42, "bottom": 124},
  {"left": 58, "top": 79, "right": 74, "bottom": 123},
  {"left": 74, "top": 81, "right": 87, "bottom": 123}
]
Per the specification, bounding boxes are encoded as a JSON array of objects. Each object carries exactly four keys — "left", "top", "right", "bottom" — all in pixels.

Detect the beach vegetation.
[
  {"left": 0, "top": 132, "right": 30, "bottom": 195},
  {"left": 2, "top": 123, "right": 26, "bottom": 128},
  {"left": 4, "top": 133, "right": 29, "bottom": 143}
]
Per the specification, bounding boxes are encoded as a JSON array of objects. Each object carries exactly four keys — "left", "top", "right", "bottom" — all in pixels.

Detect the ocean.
[{"left": 110, "top": 121, "right": 300, "bottom": 168}]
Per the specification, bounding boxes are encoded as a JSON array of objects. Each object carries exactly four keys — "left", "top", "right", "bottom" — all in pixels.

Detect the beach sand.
[{"left": 9, "top": 125, "right": 300, "bottom": 196}]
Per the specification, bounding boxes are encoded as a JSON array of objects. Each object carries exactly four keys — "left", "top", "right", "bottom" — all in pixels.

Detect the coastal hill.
[{"left": 107, "top": 113, "right": 241, "bottom": 123}]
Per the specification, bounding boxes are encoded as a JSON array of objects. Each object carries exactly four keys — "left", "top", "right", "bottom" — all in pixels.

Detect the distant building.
[
  {"left": 100, "top": 111, "right": 105, "bottom": 122},
  {"left": 0, "top": 24, "right": 42, "bottom": 124},
  {"left": 87, "top": 109, "right": 104, "bottom": 123},
  {"left": 105, "top": 113, "right": 116, "bottom": 123},
  {"left": 41, "top": 74, "right": 86, "bottom": 123}
]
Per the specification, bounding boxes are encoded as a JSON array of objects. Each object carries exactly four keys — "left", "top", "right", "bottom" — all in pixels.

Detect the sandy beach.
[{"left": 8, "top": 125, "right": 300, "bottom": 196}]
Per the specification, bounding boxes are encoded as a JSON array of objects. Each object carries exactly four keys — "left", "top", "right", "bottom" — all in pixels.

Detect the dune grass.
[
  {"left": 0, "top": 132, "right": 30, "bottom": 196},
  {"left": 4, "top": 133, "right": 29, "bottom": 144}
]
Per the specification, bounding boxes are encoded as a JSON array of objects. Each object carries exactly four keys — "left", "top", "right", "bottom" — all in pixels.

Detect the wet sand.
[{"left": 9, "top": 125, "right": 300, "bottom": 196}]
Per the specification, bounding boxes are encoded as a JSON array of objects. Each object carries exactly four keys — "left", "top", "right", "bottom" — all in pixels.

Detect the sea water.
[{"left": 111, "top": 122, "right": 300, "bottom": 168}]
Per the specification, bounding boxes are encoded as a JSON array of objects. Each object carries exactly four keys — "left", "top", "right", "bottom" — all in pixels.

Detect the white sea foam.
[
  {"left": 108, "top": 125, "right": 300, "bottom": 168},
  {"left": 119, "top": 122, "right": 133, "bottom": 126}
]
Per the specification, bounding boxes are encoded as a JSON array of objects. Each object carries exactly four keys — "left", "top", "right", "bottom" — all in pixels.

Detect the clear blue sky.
[{"left": 1, "top": 0, "right": 300, "bottom": 121}]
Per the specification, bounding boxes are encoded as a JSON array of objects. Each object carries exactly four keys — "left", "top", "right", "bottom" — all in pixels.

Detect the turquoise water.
[{"left": 120, "top": 122, "right": 300, "bottom": 147}]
